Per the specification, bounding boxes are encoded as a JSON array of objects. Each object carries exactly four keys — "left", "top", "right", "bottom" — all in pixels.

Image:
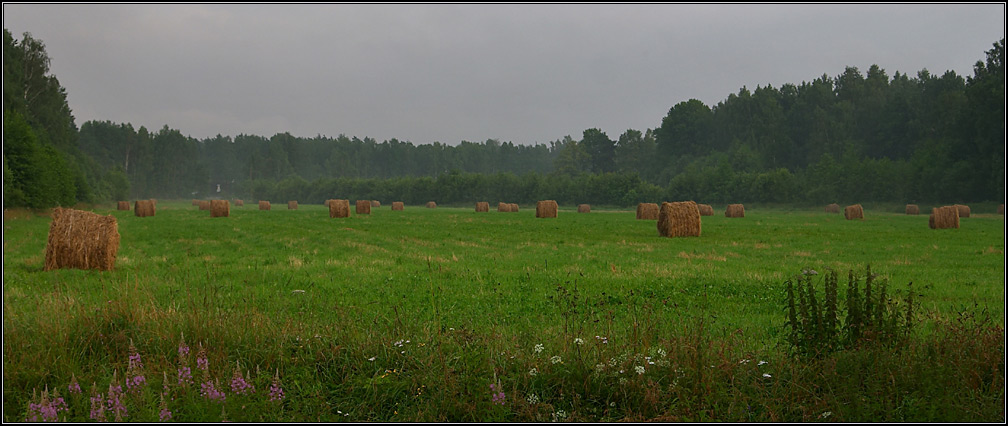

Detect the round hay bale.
[
  {"left": 371, "top": 200, "right": 381, "bottom": 208},
  {"left": 235, "top": 199, "right": 244, "bottom": 207},
  {"left": 725, "top": 204, "right": 745, "bottom": 218},
  {"left": 392, "top": 201, "right": 404, "bottom": 211},
  {"left": 905, "top": 204, "right": 919, "bottom": 215},
  {"left": 44, "top": 207, "right": 119, "bottom": 271},
  {"left": 498, "top": 202, "right": 508, "bottom": 212},
  {"left": 843, "top": 204, "right": 864, "bottom": 220},
  {"left": 117, "top": 201, "right": 130, "bottom": 211},
  {"left": 426, "top": 201, "right": 437, "bottom": 208},
  {"left": 954, "top": 204, "right": 970, "bottom": 218},
  {"left": 657, "top": 201, "right": 702, "bottom": 238},
  {"left": 192, "top": 199, "right": 200, "bottom": 206},
  {"left": 509, "top": 203, "right": 518, "bottom": 212},
  {"left": 210, "top": 200, "right": 230, "bottom": 218},
  {"left": 535, "top": 200, "right": 558, "bottom": 218},
  {"left": 697, "top": 204, "right": 714, "bottom": 216},
  {"left": 288, "top": 201, "right": 298, "bottom": 210},
  {"left": 577, "top": 204, "right": 591, "bottom": 213},
  {"left": 198, "top": 200, "right": 210, "bottom": 211},
  {"left": 259, "top": 201, "right": 271, "bottom": 211},
  {"left": 825, "top": 203, "right": 841, "bottom": 213},
  {"left": 932, "top": 206, "right": 959, "bottom": 229},
  {"left": 636, "top": 203, "right": 659, "bottom": 220},
  {"left": 134, "top": 200, "right": 156, "bottom": 217},
  {"left": 356, "top": 200, "right": 371, "bottom": 215},
  {"left": 476, "top": 202, "right": 489, "bottom": 212},
  {"left": 329, "top": 199, "right": 350, "bottom": 218},
  {"left": 928, "top": 212, "right": 936, "bottom": 229}
]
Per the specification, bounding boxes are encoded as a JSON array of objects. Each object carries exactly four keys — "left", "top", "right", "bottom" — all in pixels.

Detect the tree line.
[{"left": 3, "top": 28, "right": 1004, "bottom": 208}]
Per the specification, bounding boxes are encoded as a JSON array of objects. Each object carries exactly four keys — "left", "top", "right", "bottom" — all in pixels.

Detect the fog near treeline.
[{"left": 4, "top": 29, "right": 1004, "bottom": 208}]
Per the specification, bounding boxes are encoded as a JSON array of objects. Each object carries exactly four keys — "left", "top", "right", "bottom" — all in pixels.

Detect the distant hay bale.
[
  {"left": 509, "top": 203, "right": 518, "bottom": 212},
  {"left": 725, "top": 204, "right": 745, "bottom": 218},
  {"left": 931, "top": 206, "right": 959, "bottom": 229},
  {"left": 356, "top": 200, "right": 371, "bottom": 215},
  {"left": 192, "top": 199, "right": 200, "bottom": 206},
  {"left": 117, "top": 201, "right": 129, "bottom": 211},
  {"left": 636, "top": 203, "right": 659, "bottom": 220},
  {"left": 426, "top": 201, "right": 437, "bottom": 208},
  {"left": 371, "top": 200, "right": 381, "bottom": 208},
  {"left": 210, "top": 200, "right": 230, "bottom": 217},
  {"left": 825, "top": 203, "right": 840, "bottom": 213},
  {"left": 198, "top": 200, "right": 210, "bottom": 211},
  {"left": 476, "top": 202, "right": 489, "bottom": 212},
  {"left": 844, "top": 204, "right": 864, "bottom": 220},
  {"left": 657, "top": 201, "right": 702, "bottom": 238},
  {"left": 392, "top": 201, "right": 404, "bottom": 211},
  {"left": 329, "top": 199, "right": 350, "bottom": 218},
  {"left": 235, "top": 199, "right": 244, "bottom": 207},
  {"left": 577, "top": 204, "right": 591, "bottom": 213},
  {"left": 535, "top": 200, "right": 558, "bottom": 218},
  {"left": 905, "top": 204, "right": 919, "bottom": 215},
  {"left": 133, "top": 200, "right": 155, "bottom": 217},
  {"left": 697, "top": 204, "right": 714, "bottom": 216},
  {"left": 288, "top": 201, "right": 298, "bottom": 210},
  {"left": 954, "top": 204, "right": 970, "bottom": 218},
  {"left": 259, "top": 201, "right": 271, "bottom": 211},
  {"left": 44, "top": 207, "right": 119, "bottom": 271},
  {"left": 498, "top": 202, "right": 508, "bottom": 212}
]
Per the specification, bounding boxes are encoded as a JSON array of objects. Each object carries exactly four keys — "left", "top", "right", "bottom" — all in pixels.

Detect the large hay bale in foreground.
[
  {"left": 658, "top": 201, "right": 702, "bottom": 238},
  {"left": 211, "top": 200, "right": 230, "bottom": 218},
  {"left": 117, "top": 201, "right": 129, "bottom": 211},
  {"left": 371, "top": 200, "right": 381, "bottom": 208},
  {"left": 259, "top": 201, "right": 271, "bottom": 211},
  {"left": 637, "top": 203, "right": 659, "bottom": 220},
  {"left": 288, "top": 201, "right": 298, "bottom": 210},
  {"left": 536, "top": 200, "right": 558, "bottom": 218},
  {"left": 476, "top": 202, "right": 489, "bottom": 212},
  {"left": 725, "top": 204, "right": 745, "bottom": 218},
  {"left": 134, "top": 200, "right": 155, "bottom": 217},
  {"left": 844, "top": 204, "right": 864, "bottom": 220},
  {"left": 392, "top": 201, "right": 404, "bottom": 211},
  {"left": 198, "top": 200, "right": 210, "bottom": 211},
  {"left": 577, "top": 204, "right": 591, "bottom": 213},
  {"left": 426, "top": 201, "right": 437, "bottom": 208},
  {"left": 329, "top": 199, "right": 350, "bottom": 218},
  {"left": 356, "top": 200, "right": 371, "bottom": 215},
  {"left": 825, "top": 203, "right": 840, "bottom": 214},
  {"left": 931, "top": 206, "right": 959, "bottom": 229},
  {"left": 697, "top": 204, "right": 714, "bottom": 216},
  {"left": 235, "top": 199, "right": 244, "bottom": 207},
  {"left": 954, "top": 204, "right": 970, "bottom": 218},
  {"left": 44, "top": 207, "right": 119, "bottom": 271},
  {"left": 905, "top": 204, "right": 919, "bottom": 215}
]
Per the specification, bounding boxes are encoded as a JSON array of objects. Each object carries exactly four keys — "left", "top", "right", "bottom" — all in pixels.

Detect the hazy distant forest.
[{"left": 4, "top": 29, "right": 1005, "bottom": 208}]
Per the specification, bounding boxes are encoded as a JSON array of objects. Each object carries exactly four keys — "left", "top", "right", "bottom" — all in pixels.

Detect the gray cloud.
[{"left": 3, "top": 4, "right": 1004, "bottom": 145}]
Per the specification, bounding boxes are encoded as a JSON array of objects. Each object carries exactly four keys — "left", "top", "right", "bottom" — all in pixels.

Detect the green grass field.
[{"left": 3, "top": 202, "right": 1005, "bottom": 422}]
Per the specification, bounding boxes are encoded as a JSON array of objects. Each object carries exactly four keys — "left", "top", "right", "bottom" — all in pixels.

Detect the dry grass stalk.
[
  {"left": 905, "top": 204, "right": 919, "bottom": 215},
  {"left": 954, "top": 204, "right": 970, "bottom": 218},
  {"left": 535, "top": 200, "right": 558, "bottom": 218},
  {"left": 658, "top": 201, "right": 702, "bottom": 238},
  {"left": 288, "top": 201, "right": 298, "bottom": 210},
  {"left": 392, "top": 201, "right": 404, "bottom": 211},
  {"left": 931, "top": 206, "right": 959, "bottom": 229},
  {"left": 134, "top": 200, "right": 155, "bottom": 217},
  {"left": 44, "top": 207, "right": 119, "bottom": 271},
  {"left": 211, "top": 200, "right": 230, "bottom": 217},
  {"left": 259, "top": 201, "right": 271, "bottom": 211},
  {"left": 117, "top": 201, "right": 129, "bottom": 211},
  {"left": 844, "top": 204, "right": 864, "bottom": 220},
  {"left": 329, "top": 199, "right": 350, "bottom": 218},
  {"left": 637, "top": 203, "right": 659, "bottom": 220},
  {"left": 426, "top": 201, "right": 437, "bottom": 208},
  {"left": 577, "top": 204, "right": 591, "bottom": 213},
  {"left": 697, "top": 204, "right": 714, "bottom": 216},
  {"left": 356, "top": 200, "right": 371, "bottom": 215},
  {"left": 825, "top": 203, "right": 841, "bottom": 213},
  {"left": 476, "top": 202, "right": 489, "bottom": 212},
  {"left": 725, "top": 204, "right": 745, "bottom": 218}
]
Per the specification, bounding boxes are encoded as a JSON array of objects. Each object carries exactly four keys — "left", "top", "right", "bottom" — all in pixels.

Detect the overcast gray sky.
[{"left": 3, "top": 3, "right": 1005, "bottom": 146}]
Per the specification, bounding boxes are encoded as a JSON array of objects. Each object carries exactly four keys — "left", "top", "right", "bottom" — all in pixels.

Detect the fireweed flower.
[
  {"left": 68, "top": 375, "right": 81, "bottom": 394},
  {"left": 89, "top": 385, "right": 106, "bottom": 422},
  {"left": 489, "top": 383, "right": 505, "bottom": 405},
  {"left": 107, "top": 374, "right": 127, "bottom": 420},
  {"left": 200, "top": 379, "right": 226, "bottom": 403},
  {"left": 268, "top": 370, "right": 284, "bottom": 402},
  {"left": 158, "top": 394, "right": 172, "bottom": 421},
  {"left": 177, "top": 366, "right": 193, "bottom": 386},
  {"left": 230, "top": 365, "right": 254, "bottom": 395},
  {"left": 196, "top": 346, "right": 209, "bottom": 372}
]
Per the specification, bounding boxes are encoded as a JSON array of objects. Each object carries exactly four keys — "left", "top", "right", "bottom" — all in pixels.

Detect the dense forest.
[{"left": 3, "top": 28, "right": 1005, "bottom": 208}]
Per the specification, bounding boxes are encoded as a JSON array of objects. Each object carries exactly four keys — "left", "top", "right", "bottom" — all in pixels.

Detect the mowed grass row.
[{"left": 3, "top": 201, "right": 1005, "bottom": 421}]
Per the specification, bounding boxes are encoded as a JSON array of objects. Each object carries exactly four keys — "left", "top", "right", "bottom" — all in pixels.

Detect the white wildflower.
[
  {"left": 528, "top": 367, "right": 538, "bottom": 377},
  {"left": 550, "top": 355, "right": 562, "bottom": 365},
  {"left": 635, "top": 365, "right": 645, "bottom": 375},
  {"left": 533, "top": 344, "right": 544, "bottom": 354},
  {"left": 574, "top": 337, "right": 584, "bottom": 346}
]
